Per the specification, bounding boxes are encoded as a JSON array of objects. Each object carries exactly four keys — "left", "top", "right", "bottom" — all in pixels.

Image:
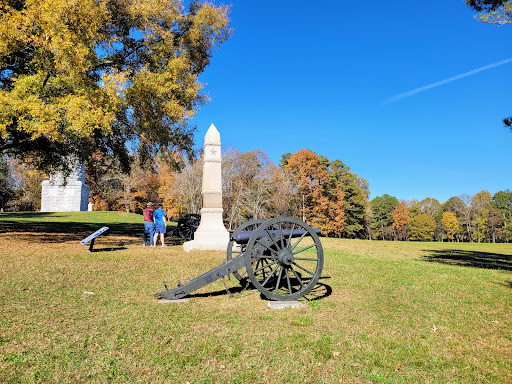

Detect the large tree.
[
  {"left": 321, "top": 157, "right": 369, "bottom": 239},
  {"left": 490, "top": 190, "right": 512, "bottom": 242},
  {"left": 0, "top": 0, "right": 230, "bottom": 173},
  {"left": 370, "top": 194, "right": 398, "bottom": 240},
  {"left": 391, "top": 201, "right": 410, "bottom": 241},
  {"left": 285, "top": 150, "right": 345, "bottom": 237},
  {"left": 443, "top": 195, "right": 473, "bottom": 242},
  {"left": 408, "top": 213, "right": 436, "bottom": 241},
  {"left": 222, "top": 150, "right": 296, "bottom": 230},
  {"left": 441, "top": 211, "right": 459, "bottom": 241}
]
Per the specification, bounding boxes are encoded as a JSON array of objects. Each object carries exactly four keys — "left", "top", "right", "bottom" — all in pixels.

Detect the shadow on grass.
[
  {"left": 494, "top": 281, "right": 512, "bottom": 289},
  {"left": 90, "top": 247, "right": 127, "bottom": 252},
  {"left": 161, "top": 281, "right": 333, "bottom": 301},
  {"left": 302, "top": 282, "right": 332, "bottom": 301},
  {"left": 0, "top": 212, "right": 60, "bottom": 219},
  {"left": 423, "top": 249, "right": 512, "bottom": 271},
  {"left": 0, "top": 220, "right": 141, "bottom": 237},
  {"left": 186, "top": 286, "right": 246, "bottom": 299},
  {"left": 0, "top": 219, "right": 181, "bottom": 244}
]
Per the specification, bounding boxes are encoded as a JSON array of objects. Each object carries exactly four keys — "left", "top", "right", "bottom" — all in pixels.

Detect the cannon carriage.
[{"left": 155, "top": 216, "right": 324, "bottom": 301}]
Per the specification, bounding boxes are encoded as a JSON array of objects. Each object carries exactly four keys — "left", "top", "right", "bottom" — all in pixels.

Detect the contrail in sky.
[{"left": 384, "top": 57, "right": 512, "bottom": 104}]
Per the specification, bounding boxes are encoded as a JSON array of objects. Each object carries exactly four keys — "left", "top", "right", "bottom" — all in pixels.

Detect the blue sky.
[{"left": 190, "top": 0, "right": 511, "bottom": 204}]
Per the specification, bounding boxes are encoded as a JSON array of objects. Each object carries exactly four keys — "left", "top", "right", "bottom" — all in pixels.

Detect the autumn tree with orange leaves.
[
  {"left": 285, "top": 150, "right": 345, "bottom": 237},
  {"left": 391, "top": 201, "right": 410, "bottom": 241}
]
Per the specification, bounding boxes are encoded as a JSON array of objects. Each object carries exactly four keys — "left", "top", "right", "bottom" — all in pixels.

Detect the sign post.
[{"left": 80, "top": 227, "right": 109, "bottom": 252}]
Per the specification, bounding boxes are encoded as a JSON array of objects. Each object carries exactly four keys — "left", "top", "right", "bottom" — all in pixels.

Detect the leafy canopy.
[
  {"left": 391, "top": 201, "right": 410, "bottom": 241},
  {"left": 409, "top": 213, "right": 436, "bottom": 241},
  {"left": 441, "top": 211, "right": 459, "bottom": 240},
  {"left": 0, "top": 0, "right": 231, "bottom": 172},
  {"left": 285, "top": 150, "right": 346, "bottom": 237},
  {"left": 467, "top": 0, "right": 512, "bottom": 24}
]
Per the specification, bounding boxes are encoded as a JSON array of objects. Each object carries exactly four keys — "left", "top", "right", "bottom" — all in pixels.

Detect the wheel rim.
[
  {"left": 245, "top": 217, "right": 323, "bottom": 301},
  {"left": 226, "top": 219, "right": 267, "bottom": 281}
]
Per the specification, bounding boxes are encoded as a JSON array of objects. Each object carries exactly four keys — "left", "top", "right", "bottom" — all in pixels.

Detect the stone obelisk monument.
[
  {"left": 183, "top": 124, "right": 229, "bottom": 252},
  {"left": 41, "top": 161, "right": 90, "bottom": 212}
]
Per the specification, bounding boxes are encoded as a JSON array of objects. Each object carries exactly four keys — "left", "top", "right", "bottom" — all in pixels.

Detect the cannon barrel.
[{"left": 232, "top": 228, "right": 321, "bottom": 245}]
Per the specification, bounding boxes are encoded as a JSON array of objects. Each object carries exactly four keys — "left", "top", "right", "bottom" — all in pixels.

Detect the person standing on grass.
[
  {"left": 142, "top": 202, "right": 155, "bottom": 246},
  {"left": 153, "top": 203, "right": 168, "bottom": 247}
]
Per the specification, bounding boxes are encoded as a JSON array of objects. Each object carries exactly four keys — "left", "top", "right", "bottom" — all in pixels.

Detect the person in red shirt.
[{"left": 142, "top": 202, "right": 155, "bottom": 246}]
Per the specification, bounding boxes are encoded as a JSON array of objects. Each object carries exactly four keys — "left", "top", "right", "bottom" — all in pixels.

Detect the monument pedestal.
[{"left": 183, "top": 208, "right": 229, "bottom": 252}]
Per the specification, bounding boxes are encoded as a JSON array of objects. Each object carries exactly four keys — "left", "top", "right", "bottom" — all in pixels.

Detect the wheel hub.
[{"left": 277, "top": 248, "right": 294, "bottom": 266}]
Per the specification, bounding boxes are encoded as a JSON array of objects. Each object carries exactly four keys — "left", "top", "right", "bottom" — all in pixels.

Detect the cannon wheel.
[
  {"left": 245, "top": 217, "right": 323, "bottom": 301},
  {"left": 176, "top": 214, "right": 201, "bottom": 241},
  {"left": 226, "top": 219, "right": 267, "bottom": 282}
]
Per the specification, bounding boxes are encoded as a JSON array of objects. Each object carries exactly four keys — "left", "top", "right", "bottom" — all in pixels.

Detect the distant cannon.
[
  {"left": 169, "top": 214, "right": 201, "bottom": 241},
  {"left": 155, "top": 217, "right": 324, "bottom": 301}
]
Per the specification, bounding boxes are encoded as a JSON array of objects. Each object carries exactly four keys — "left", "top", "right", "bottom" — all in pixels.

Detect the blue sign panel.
[{"left": 80, "top": 227, "right": 109, "bottom": 245}]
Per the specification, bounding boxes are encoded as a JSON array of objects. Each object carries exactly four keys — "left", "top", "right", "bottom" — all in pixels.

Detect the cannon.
[
  {"left": 170, "top": 213, "right": 201, "bottom": 241},
  {"left": 154, "top": 216, "right": 324, "bottom": 301}
]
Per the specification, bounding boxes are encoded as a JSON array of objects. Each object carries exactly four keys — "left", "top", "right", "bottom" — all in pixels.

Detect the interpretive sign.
[{"left": 80, "top": 227, "right": 109, "bottom": 252}]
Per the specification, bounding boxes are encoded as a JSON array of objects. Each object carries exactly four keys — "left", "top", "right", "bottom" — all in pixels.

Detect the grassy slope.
[{"left": 0, "top": 212, "right": 511, "bottom": 383}]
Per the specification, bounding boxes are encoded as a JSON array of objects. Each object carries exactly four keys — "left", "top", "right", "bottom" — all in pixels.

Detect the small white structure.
[
  {"left": 183, "top": 124, "right": 229, "bottom": 252},
  {"left": 41, "top": 162, "right": 90, "bottom": 212}
]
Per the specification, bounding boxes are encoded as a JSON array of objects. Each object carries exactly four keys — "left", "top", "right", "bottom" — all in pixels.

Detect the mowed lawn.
[{"left": 1, "top": 212, "right": 511, "bottom": 383}]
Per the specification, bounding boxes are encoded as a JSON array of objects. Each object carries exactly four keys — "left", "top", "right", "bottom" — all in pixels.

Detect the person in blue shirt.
[{"left": 152, "top": 203, "right": 167, "bottom": 247}]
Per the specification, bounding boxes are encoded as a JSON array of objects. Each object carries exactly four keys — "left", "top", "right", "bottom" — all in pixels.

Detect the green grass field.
[{"left": 1, "top": 212, "right": 511, "bottom": 383}]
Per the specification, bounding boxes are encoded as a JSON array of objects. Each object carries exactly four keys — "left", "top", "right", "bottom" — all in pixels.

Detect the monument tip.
[{"left": 205, "top": 123, "right": 221, "bottom": 144}]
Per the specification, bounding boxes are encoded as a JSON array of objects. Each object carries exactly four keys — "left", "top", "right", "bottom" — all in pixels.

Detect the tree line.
[{"left": 2, "top": 149, "right": 510, "bottom": 243}]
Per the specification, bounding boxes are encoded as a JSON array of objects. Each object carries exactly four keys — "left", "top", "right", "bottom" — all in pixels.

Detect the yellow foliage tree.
[
  {"left": 408, "top": 213, "right": 436, "bottom": 241},
  {"left": 441, "top": 211, "right": 459, "bottom": 241},
  {"left": 0, "top": 0, "right": 230, "bottom": 172}
]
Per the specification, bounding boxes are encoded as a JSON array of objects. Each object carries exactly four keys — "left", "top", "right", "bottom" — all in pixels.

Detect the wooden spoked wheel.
[
  {"left": 176, "top": 214, "right": 201, "bottom": 241},
  {"left": 245, "top": 217, "right": 323, "bottom": 301}
]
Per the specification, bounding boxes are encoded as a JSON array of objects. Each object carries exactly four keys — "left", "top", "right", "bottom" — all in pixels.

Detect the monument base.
[
  {"left": 41, "top": 180, "right": 90, "bottom": 212},
  {"left": 183, "top": 208, "right": 229, "bottom": 252}
]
